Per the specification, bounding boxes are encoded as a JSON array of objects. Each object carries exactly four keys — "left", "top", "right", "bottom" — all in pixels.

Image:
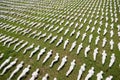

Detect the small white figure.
[
  {"left": 0, "top": 53, "right": 4, "bottom": 59},
  {"left": 44, "top": 34, "right": 52, "bottom": 42},
  {"left": 13, "top": 40, "right": 24, "bottom": 50},
  {"left": 29, "top": 45, "right": 40, "bottom": 58},
  {"left": 56, "top": 37, "right": 63, "bottom": 47},
  {"left": 105, "top": 75, "right": 113, "bottom": 80},
  {"left": 29, "top": 68, "right": 39, "bottom": 80},
  {"left": 16, "top": 42, "right": 28, "bottom": 52},
  {"left": 77, "top": 63, "right": 86, "bottom": 80},
  {"left": 64, "top": 28, "right": 69, "bottom": 36},
  {"left": 17, "top": 65, "right": 31, "bottom": 80},
  {"left": 93, "top": 48, "right": 98, "bottom": 61},
  {"left": 0, "top": 56, "right": 12, "bottom": 70},
  {"left": 95, "top": 36, "right": 100, "bottom": 45},
  {"left": 110, "top": 30, "right": 114, "bottom": 37},
  {"left": 57, "top": 56, "right": 67, "bottom": 71},
  {"left": 91, "top": 26, "right": 95, "bottom": 33},
  {"left": 66, "top": 59, "right": 76, "bottom": 77},
  {"left": 102, "top": 50, "right": 107, "bottom": 65},
  {"left": 82, "top": 33, "right": 86, "bottom": 41},
  {"left": 76, "top": 43, "right": 83, "bottom": 54},
  {"left": 109, "top": 53, "right": 115, "bottom": 68},
  {"left": 23, "top": 43, "right": 34, "bottom": 54},
  {"left": 0, "top": 58, "right": 18, "bottom": 75},
  {"left": 49, "top": 53, "right": 59, "bottom": 67},
  {"left": 89, "top": 34, "right": 93, "bottom": 43},
  {"left": 103, "top": 28, "right": 107, "bottom": 36},
  {"left": 85, "top": 67, "right": 94, "bottom": 80},
  {"left": 53, "top": 77, "right": 57, "bottom": 80},
  {"left": 63, "top": 39, "right": 69, "bottom": 50},
  {"left": 37, "top": 47, "right": 46, "bottom": 61},
  {"left": 97, "top": 27, "right": 101, "bottom": 34},
  {"left": 102, "top": 37, "right": 107, "bottom": 47},
  {"left": 96, "top": 71, "right": 103, "bottom": 80},
  {"left": 70, "top": 29, "right": 75, "bottom": 37},
  {"left": 49, "top": 36, "right": 57, "bottom": 44},
  {"left": 86, "top": 25, "right": 90, "bottom": 31},
  {"left": 7, "top": 38, "right": 19, "bottom": 47},
  {"left": 109, "top": 39, "right": 114, "bottom": 50},
  {"left": 76, "top": 31, "right": 80, "bottom": 39},
  {"left": 84, "top": 45, "right": 90, "bottom": 57},
  {"left": 42, "top": 73, "right": 49, "bottom": 80},
  {"left": 69, "top": 41, "right": 76, "bottom": 52},
  {"left": 7, "top": 61, "right": 24, "bottom": 80},
  {"left": 42, "top": 50, "right": 53, "bottom": 64}
]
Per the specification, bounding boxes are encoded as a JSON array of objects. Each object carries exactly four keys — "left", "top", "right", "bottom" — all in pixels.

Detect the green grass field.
[{"left": 0, "top": 0, "right": 120, "bottom": 80}]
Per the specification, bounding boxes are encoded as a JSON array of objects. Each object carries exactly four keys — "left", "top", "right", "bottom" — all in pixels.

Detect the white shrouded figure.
[
  {"left": 93, "top": 48, "right": 98, "bottom": 61},
  {"left": 105, "top": 75, "right": 113, "bottom": 80},
  {"left": 17, "top": 65, "right": 31, "bottom": 80},
  {"left": 38, "top": 33, "right": 46, "bottom": 40},
  {"left": 89, "top": 34, "right": 93, "bottom": 43},
  {"left": 109, "top": 39, "right": 114, "bottom": 50},
  {"left": 49, "top": 53, "right": 59, "bottom": 67},
  {"left": 76, "top": 31, "right": 80, "bottom": 39},
  {"left": 33, "top": 31, "right": 41, "bottom": 39},
  {"left": 102, "top": 50, "right": 107, "bottom": 65},
  {"left": 117, "top": 24, "right": 120, "bottom": 31},
  {"left": 42, "top": 73, "right": 49, "bottom": 80},
  {"left": 57, "top": 27, "right": 64, "bottom": 33},
  {"left": 29, "top": 45, "right": 40, "bottom": 58},
  {"left": 76, "top": 43, "right": 83, "bottom": 54},
  {"left": 3, "top": 37, "right": 14, "bottom": 46},
  {"left": 29, "top": 68, "right": 39, "bottom": 80},
  {"left": 7, "top": 38, "right": 19, "bottom": 47},
  {"left": 42, "top": 50, "right": 53, "bottom": 64},
  {"left": 96, "top": 71, "right": 103, "bottom": 80},
  {"left": 110, "top": 30, "right": 114, "bottom": 37},
  {"left": 44, "top": 34, "right": 52, "bottom": 42},
  {"left": 103, "top": 28, "right": 107, "bottom": 36},
  {"left": 37, "top": 47, "right": 46, "bottom": 61},
  {"left": 109, "top": 53, "right": 115, "bottom": 68},
  {"left": 0, "top": 53, "right": 4, "bottom": 59},
  {"left": 70, "top": 29, "right": 75, "bottom": 37},
  {"left": 28, "top": 30, "right": 37, "bottom": 37},
  {"left": 23, "top": 43, "right": 34, "bottom": 54},
  {"left": 16, "top": 41, "right": 28, "bottom": 52},
  {"left": 91, "top": 26, "right": 95, "bottom": 33},
  {"left": 0, "top": 58, "right": 18, "bottom": 75},
  {"left": 118, "top": 42, "right": 120, "bottom": 51},
  {"left": 84, "top": 45, "right": 90, "bottom": 57},
  {"left": 95, "top": 36, "right": 100, "bottom": 45},
  {"left": 66, "top": 59, "right": 76, "bottom": 77},
  {"left": 63, "top": 39, "right": 69, "bottom": 50},
  {"left": 69, "top": 41, "right": 76, "bottom": 52},
  {"left": 49, "top": 36, "right": 57, "bottom": 44},
  {"left": 86, "top": 25, "right": 90, "bottom": 31},
  {"left": 102, "top": 37, "right": 107, "bottom": 47},
  {"left": 53, "top": 77, "right": 57, "bottom": 80},
  {"left": 77, "top": 63, "right": 86, "bottom": 80},
  {"left": 13, "top": 40, "right": 24, "bottom": 50},
  {"left": 85, "top": 67, "right": 94, "bottom": 80},
  {"left": 64, "top": 28, "right": 69, "bottom": 36},
  {"left": 0, "top": 56, "right": 12, "bottom": 70},
  {"left": 97, "top": 27, "right": 101, "bottom": 34},
  {"left": 0, "top": 36, "right": 10, "bottom": 43},
  {"left": 56, "top": 37, "right": 63, "bottom": 47},
  {"left": 7, "top": 61, "right": 24, "bottom": 80},
  {"left": 57, "top": 56, "right": 67, "bottom": 71},
  {"left": 82, "top": 33, "right": 86, "bottom": 41}
]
